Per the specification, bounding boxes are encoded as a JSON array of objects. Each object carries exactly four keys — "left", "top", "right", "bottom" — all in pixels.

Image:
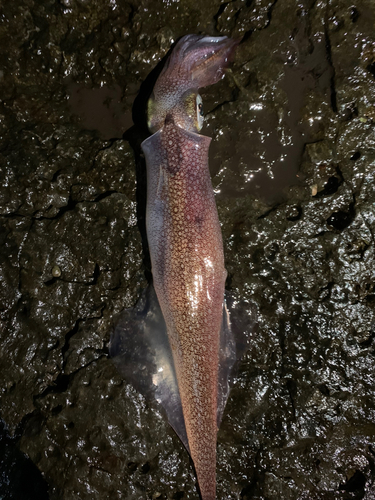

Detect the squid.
[{"left": 110, "top": 35, "right": 240, "bottom": 500}]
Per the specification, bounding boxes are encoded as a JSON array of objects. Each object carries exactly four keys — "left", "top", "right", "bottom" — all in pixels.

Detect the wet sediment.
[{"left": 1, "top": 0, "right": 375, "bottom": 498}]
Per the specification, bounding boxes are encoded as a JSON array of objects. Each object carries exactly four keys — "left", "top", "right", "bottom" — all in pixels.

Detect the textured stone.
[{"left": 0, "top": 0, "right": 375, "bottom": 498}]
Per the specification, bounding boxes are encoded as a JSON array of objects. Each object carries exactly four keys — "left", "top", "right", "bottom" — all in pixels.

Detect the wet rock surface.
[{"left": 1, "top": 0, "right": 375, "bottom": 499}]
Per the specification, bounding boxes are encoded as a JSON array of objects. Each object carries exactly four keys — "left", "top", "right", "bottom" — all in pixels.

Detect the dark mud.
[{"left": 1, "top": 0, "right": 375, "bottom": 499}]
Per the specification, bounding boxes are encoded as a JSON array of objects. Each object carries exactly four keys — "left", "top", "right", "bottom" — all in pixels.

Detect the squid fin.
[
  {"left": 217, "top": 297, "right": 257, "bottom": 427},
  {"left": 109, "top": 285, "right": 189, "bottom": 453}
]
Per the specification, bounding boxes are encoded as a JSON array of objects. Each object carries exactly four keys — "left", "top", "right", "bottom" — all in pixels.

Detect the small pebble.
[{"left": 52, "top": 265, "right": 62, "bottom": 277}]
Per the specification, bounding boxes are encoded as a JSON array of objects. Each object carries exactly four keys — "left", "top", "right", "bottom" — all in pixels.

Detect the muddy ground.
[{"left": 1, "top": 0, "right": 375, "bottom": 499}]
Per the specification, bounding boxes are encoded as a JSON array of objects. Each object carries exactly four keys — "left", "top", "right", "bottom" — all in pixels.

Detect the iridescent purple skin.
[{"left": 141, "top": 35, "right": 238, "bottom": 500}]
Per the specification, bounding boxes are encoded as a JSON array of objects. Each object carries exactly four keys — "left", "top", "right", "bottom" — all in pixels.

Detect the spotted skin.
[{"left": 141, "top": 35, "right": 238, "bottom": 500}]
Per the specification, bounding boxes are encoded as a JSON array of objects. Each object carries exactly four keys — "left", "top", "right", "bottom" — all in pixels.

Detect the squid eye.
[{"left": 196, "top": 94, "right": 204, "bottom": 131}]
